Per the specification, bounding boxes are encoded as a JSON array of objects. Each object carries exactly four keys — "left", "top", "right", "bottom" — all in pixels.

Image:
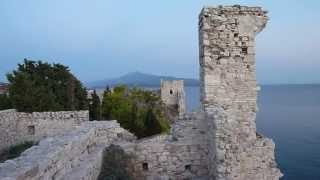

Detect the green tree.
[
  {"left": 101, "top": 85, "right": 170, "bottom": 138},
  {"left": 7, "top": 59, "right": 88, "bottom": 112},
  {"left": 89, "top": 90, "right": 101, "bottom": 121},
  {"left": 0, "top": 94, "right": 12, "bottom": 110},
  {"left": 101, "top": 86, "right": 112, "bottom": 119},
  {"left": 144, "top": 108, "right": 163, "bottom": 136}
]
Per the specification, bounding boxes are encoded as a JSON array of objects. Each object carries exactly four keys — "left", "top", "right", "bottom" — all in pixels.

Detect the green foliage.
[
  {"left": 0, "top": 94, "right": 12, "bottom": 110},
  {"left": 101, "top": 86, "right": 112, "bottom": 119},
  {"left": 89, "top": 90, "right": 101, "bottom": 120},
  {"left": 98, "top": 144, "right": 132, "bottom": 180},
  {"left": 6, "top": 59, "right": 88, "bottom": 112},
  {"left": 0, "top": 141, "right": 37, "bottom": 163},
  {"left": 101, "top": 85, "right": 170, "bottom": 138}
]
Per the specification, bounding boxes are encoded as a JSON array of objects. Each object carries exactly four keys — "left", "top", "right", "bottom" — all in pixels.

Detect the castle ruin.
[
  {"left": 160, "top": 80, "right": 186, "bottom": 116},
  {"left": 199, "top": 6, "right": 282, "bottom": 179},
  {"left": 0, "top": 5, "right": 282, "bottom": 180}
]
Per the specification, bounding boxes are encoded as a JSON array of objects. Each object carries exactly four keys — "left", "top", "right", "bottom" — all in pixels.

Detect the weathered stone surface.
[
  {"left": 199, "top": 5, "right": 282, "bottom": 180},
  {"left": 0, "top": 121, "right": 135, "bottom": 180},
  {"left": 160, "top": 80, "right": 186, "bottom": 116},
  {"left": 0, "top": 109, "right": 89, "bottom": 151},
  {"left": 122, "top": 112, "right": 210, "bottom": 180}
]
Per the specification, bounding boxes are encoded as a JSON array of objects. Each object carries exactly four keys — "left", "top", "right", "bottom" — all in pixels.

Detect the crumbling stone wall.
[
  {"left": 160, "top": 80, "right": 186, "bottom": 116},
  {"left": 0, "top": 109, "right": 88, "bottom": 151},
  {"left": 199, "top": 5, "right": 282, "bottom": 180},
  {"left": 0, "top": 121, "right": 135, "bottom": 180},
  {"left": 122, "top": 112, "right": 210, "bottom": 179}
]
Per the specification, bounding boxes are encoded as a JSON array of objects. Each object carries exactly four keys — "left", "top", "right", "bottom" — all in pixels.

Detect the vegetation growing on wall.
[
  {"left": 89, "top": 90, "right": 101, "bottom": 120},
  {"left": 6, "top": 59, "right": 88, "bottom": 112},
  {"left": 0, "top": 94, "right": 12, "bottom": 110},
  {"left": 101, "top": 85, "right": 170, "bottom": 138},
  {"left": 98, "top": 144, "right": 132, "bottom": 180},
  {"left": 0, "top": 141, "right": 37, "bottom": 163}
]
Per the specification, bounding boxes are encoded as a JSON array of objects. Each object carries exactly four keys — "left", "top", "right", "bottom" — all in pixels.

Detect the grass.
[{"left": 0, "top": 141, "right": 37, "bottom": 163}]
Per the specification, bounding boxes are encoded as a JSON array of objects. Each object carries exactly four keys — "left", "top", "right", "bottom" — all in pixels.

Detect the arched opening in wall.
[
  {"left": 170, "top": 89, "right": 173, "bottom": 95},
  {"left": 242, "top": 47, "right": 248, "bottom": 54},
  {"left": 27, "top": 125, "right": 35, "bottom": 135},
  {"left": 185, "top": 164, "right": 191, "bottom": 171},
  {"left": 142, "top": 162, "right": 149, "bottom": 171}
]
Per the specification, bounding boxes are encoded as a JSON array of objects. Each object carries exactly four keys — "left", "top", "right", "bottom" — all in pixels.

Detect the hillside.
[{"left": 86, "top": 72, "right": 199, "bottom": 88}]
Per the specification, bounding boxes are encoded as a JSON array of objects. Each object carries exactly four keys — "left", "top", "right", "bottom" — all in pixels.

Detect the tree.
[
  {"left": 6, "top": 59, "right": 88, "bottom": 112},
  {"left": 0, "top": 94, "right": 12, "bottom": 110},
  {"left": 144, "top": 108, "right": 163, "bottom": 137},
  {"left": 101, "top": 85, "right": 170, "bottom": 138},
  {"left": 89, "top": 90, "right": 101, "bottom": 121},
  {"left": 101, "top": 86, "right": 112, "bottom": 120}
]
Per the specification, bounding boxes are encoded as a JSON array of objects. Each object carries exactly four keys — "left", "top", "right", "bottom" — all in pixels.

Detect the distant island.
[{"left": 86, "top": 72, "right": 199, "bottom": 88}]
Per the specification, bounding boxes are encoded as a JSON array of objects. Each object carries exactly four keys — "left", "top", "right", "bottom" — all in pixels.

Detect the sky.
[{"left": 0, "top": 0, "right": 319, "bottom": 84}]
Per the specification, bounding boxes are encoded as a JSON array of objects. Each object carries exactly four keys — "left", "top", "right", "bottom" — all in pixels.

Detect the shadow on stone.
[
  {"left": 98, "top": 144, "right": 133, "bottom": 180},
  {"left": 0, "top": 141, "right": 37, "bottom": 163}
]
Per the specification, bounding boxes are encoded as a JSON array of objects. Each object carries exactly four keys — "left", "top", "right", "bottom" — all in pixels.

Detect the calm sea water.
[{"left": 184, "top": 85, "right": 320, "bottom": 180}]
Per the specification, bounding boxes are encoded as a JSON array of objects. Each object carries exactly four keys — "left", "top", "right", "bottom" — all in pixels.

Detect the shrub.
[
  {"left": 89, "top": 90, "right": 101, "bottom": 120},
  {"left": 0, "top": 141, "right": 37, "bottom": 163},
  {"left": 101, "top": 85, "right": 170, "bottom": 138},
  {"left": 0, "top": 94, "right": 12, "bottom": 110},
  {"left": 98, "top": 144, "right": 132, "bottom": 180}
]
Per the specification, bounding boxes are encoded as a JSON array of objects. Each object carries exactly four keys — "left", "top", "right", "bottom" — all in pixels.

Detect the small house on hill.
[{"left": 0, "top": 83, "right": 9, "bottom": 95}]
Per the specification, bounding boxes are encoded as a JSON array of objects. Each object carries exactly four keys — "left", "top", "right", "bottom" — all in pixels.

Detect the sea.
[{"left": 184, "top": 85, "right": 320, "bottom": 180}]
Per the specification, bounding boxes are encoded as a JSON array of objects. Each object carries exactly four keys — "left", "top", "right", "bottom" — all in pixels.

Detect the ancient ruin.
[
  {"left": 0, "top": 5, "right": 282, "bottom": 180},
  {"left": 160, "top": 80, "right": 186, "bottom": 117},
  {"left": 199, "top": 5, "right": 282, "bottom": 180},
  {"left": 0, "top": 109, "right": 88, "bottom": 151}
]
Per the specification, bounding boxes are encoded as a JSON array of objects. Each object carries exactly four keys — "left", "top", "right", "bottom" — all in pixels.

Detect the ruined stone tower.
[
  {"left": 199, "top": 5, "right": 282, "bottom": 180},
  {"left": 160, "top": 80, "right": 186, "bottom": 116}
]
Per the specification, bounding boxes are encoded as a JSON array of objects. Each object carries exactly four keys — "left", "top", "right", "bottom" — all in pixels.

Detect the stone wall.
[
  {"left": 122, "top": 112, "right": 210, "bottom": 179},
  {"left": 0, "top": 109, "right": 88, "bottom": 151},
  {"left": 0, "top": 121, "right": 135, "bottom": 180},
  {"left": 0, "top": 113, "right": 210, "bottom": 180},
  {"left": 199, "top": 5, "right": 282, "bottom": 180}
]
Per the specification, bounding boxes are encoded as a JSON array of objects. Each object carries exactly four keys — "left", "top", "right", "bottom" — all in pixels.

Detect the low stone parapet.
[
  {"left": 0, "top": 109, "right": 89, "bottom": 151},
  {"left": 0, "top": 121, "right": 135, "bottom": 180}
]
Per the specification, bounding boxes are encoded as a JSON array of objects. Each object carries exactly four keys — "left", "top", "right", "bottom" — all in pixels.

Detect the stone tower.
[
  {"left": 160, "top": 80, "right": 186, "bottom": 116},
  {"left": 199, "top": 5, "right": 282, "bottom": 180}
]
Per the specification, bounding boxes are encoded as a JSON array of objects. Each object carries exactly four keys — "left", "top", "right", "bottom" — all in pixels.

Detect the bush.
[
  {"left": 0, "top": 94, "right": 12, "bottom": 110},
  {"left": 0, "top": 141, "right": 37, "bottom": 163},
  {"left": 98, "top": 144, "right": 132, "bottom": 180},
  {"left": 89, "top": 90, "right": 101, "bottom": 120},
  {"left": 101, "top": 85, "right": 170, "bottom": 138}
]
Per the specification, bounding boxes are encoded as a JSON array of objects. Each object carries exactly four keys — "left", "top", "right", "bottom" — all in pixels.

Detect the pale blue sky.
[{"left": 0, "top": 0, "right": 319, "bottom": 84}]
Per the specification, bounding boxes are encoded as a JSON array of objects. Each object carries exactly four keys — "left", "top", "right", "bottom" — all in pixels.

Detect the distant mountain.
[{"left": 86, "top": 72, "right": 199, "bottom": 88}]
